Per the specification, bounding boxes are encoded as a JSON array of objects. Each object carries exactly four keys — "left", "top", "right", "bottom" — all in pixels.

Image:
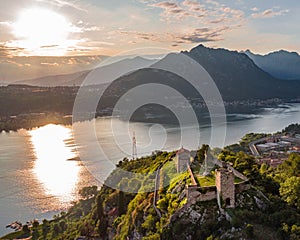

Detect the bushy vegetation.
[
  {"left": 218, "top": 150, "right": 300, "bottom": 239},
  {"left": 283, "top": 123, "right": 300, "bottom": 135}
]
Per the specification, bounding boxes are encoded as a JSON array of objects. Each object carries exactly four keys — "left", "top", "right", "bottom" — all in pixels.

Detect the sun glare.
[
  {"left": 29, "top": 124, "right": 80, "bottom": 203},
  {"left": 12, "top": 8, "right": 73, "bottom": 55}
]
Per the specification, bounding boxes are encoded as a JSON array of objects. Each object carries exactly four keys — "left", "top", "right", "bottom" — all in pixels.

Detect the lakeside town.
[{"left": 250, "top": 133, "right": 300, "bottom": 168}]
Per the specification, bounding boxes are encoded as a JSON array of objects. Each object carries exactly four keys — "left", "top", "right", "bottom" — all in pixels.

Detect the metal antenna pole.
[{"left": 132, "top": 131, "right": 137, "bottom": 160}]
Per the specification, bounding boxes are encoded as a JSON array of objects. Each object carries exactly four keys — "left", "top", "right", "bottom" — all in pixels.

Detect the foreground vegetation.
[{"left": 3, "top": 152, "right": 299, "bottom": 240}]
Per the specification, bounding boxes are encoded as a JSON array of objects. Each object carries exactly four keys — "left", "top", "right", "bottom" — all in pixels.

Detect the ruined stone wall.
[
  {"left": 186, "top": 186, "right": 217, "bottom": 204},
  {"left": 235, "top": 182, "right": 251, "bottom": 194},
  {"left": 187, "top": 163, "right": 197, "bottom": 186}
]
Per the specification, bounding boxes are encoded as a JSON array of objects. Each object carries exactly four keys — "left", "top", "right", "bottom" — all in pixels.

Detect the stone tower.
[
  {"left": 175, "top": 147, "right": 191, "bottom": 173},
  {"left": 215, "top": 167, "right": 235, "bottom": 208}
]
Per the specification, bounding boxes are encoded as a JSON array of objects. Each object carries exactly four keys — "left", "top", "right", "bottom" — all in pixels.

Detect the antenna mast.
[{"left": 132, "top": 131, "right": 137, "bottom": 160}]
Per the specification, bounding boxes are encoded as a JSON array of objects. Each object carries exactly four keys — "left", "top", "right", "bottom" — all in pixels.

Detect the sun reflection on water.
[{"left": 29, "top": 124, "right": 80, "bottom": 203}]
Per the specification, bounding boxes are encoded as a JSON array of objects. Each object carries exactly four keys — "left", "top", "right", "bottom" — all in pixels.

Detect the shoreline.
[
  {"left": 2, "top": 102, "right": 299, "bottom": 133},
  {"left": 0, "top": 113, "right": 72, "bottom": 133}
]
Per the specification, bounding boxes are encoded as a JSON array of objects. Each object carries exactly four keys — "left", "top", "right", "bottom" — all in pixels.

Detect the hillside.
[
  {"left": 244, "top": 50, "right": 300, "bottom": 80},
  {"left": 16, "top": 70, "right": 90, "bottom": 87},
  {"left": 3, "top": 137, "right": 299, "bottom": 240},
  {"left": 15, "top": 57, "right": 158, "bottom": 87},
  {"left": 0, "top": 55, "right": 107, "bottom": 84}
]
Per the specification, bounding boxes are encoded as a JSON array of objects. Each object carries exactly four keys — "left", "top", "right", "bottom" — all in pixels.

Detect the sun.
[{"left": 12, "top": 8, "right": 73, "bottom": 55}]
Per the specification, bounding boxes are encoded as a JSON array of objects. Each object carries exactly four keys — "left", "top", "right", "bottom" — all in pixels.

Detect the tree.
[
  {"left": 141, "top": 214, "right": 156, "bottom": 232},
  {"left": 279, "top": 176, "right": 300, "bottom": 209},
  {"left": 79, "top": 186, "right": 98, "bottom": 200},
  {"left": 42, "top": 219, "right": 50, "bottom": 238},
  {"left": 157, "top": 198, "right": 168, "bottom": 211},
  {"left": 96, "top": 195, "right": 108, "bottom": 239},
  {"left": 260, "top": 163, "right": 268, "bottom": 174},
  {"left": 245, "top": 224, "right": 254, "bottom": 238},
  {"left": 22, "top": 224, "right": 30, "bottom": 233},
  {"left": 52, "top": 223, "right": 61, "bottom": 238},
  {"left": 32, "top": 229, "right": 39, "bottom": 240},
  {"left": 59, "top": 220, "right": 67, "bottom": 232},
  {"left": 197, "top": 144, "right": 209, "bottom": 163},
  {"left": 31, "top": 220, "right": 40, "bottom": 240},
  {"left": 79, "top": 221, "right": 94, "bottom": 239},
  {"left": 118, "top": 190, "right": 126, "bottom": 215}
]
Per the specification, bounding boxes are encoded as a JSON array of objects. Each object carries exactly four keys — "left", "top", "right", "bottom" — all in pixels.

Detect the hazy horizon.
[
  {"left": 1, "top": 0, "right": 299, "bottom": 57},
  {"left": 1, "top": 43, "right": 300, "bottom": 84}
]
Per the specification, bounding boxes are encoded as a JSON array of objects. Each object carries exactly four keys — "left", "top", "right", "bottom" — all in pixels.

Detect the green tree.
[
  {"left": 157, "top": 198, "right": 168, "bottom": 211},
  {"left": 79, "top": 185, "right": 98, "bottom": 199},
  {"left": 59, "top": 220, "right": 67, "bottom": 232},
  {"left": 79, "top": 221, "right": 94, "bottom": 238},
  {"left": 279, "top": 176, "right": 300, "bottom": 209},
  {"left": 32, "top": 229, "right": 39, "bottom": 240},
  {"left": 31, "top": 220, "right": 40, "bottom": 240},
  {"left": 197, "top": 144, "right": 209, "bottom": 163},
  {"left": 141, "top": 214, "right": 156, "bottom": 232},
  {"left": 42, "top": 219, "right": 50, "bottom": 238},
  {"left": 245, "top": 224, "right": 254, "bottom": 238},
  {"left": 118, "top": 190, "right": 126, "bottom": 215},
  {"left": 97, "top": 195, "right": 108, "bottom": 239},
  {"left": 260, "top": 163, "right": 268, "bottom": 174},
  {"left": 52, "top": 223, "right": 61, "bottom": 238},
  {"left": 22, "top": 224, "right": 30, "bottom": 233}
]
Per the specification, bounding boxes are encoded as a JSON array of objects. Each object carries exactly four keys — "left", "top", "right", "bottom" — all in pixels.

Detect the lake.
[{"left": 0, "top": 103, "right": 300, "bottom": 235}]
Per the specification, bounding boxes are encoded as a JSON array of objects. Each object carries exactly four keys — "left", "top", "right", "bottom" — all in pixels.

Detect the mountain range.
[
  {"left": 244, "top": 50, "right": 300, "bottom": 80},
  {"left": 97, "top": 44, "right": 300, "bottom": 104},
  {"left": 7, "top": 45, "right": 300, "bottom": 88},
  {"left": 1, "top": 45, "right": 300, "bottom": 123},
  {"left": 0, "top": 55, "right": 107, "bottom": 84},
  {"left": 4, "top": 44, "right": 300, "bottom": 107},
  {"left": 15, "top": 57, "right": 158, "bottom": 87}
]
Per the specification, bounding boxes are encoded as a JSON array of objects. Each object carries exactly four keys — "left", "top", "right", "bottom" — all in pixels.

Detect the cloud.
[
  {"left": 125, "top": 0, "right": 244, "bottom": 47},
  {"left": 36, "top": 0, "right": 87, "bottom": 12},
  {"left": 74, "top": 21, "right": 103, "bottom": 33},
  {"left": 118, "top": 26, "right": 229, "bottom": 45},
  {"left": 210, "top": 19, "right": 224, "bottom": 24},
  {"left": 148, "top": 0, "right": 244, "bottom": 25},
  {"left": 251, "top": 8, "right": 289, "bottom": 19},
  {"left": 151, "top": 1, "right": 187, "bottom": 20},
  {"left": 153, "top": 2, "right": 179, "bottom": 9},
  {"left": 0, "top": 21, "right": 11, "bottom": 27},
  {"left": 118, "top": 30, "right": 158, "bottom": 42},
  {"left": 40, "top": 45, "right": 60, "bottom": 49},
  {"left": 0, "top": 58, "right": 32, "bottom": 67},
  {"left": 251, "top": 7, "right": 259, "bottom": 12},
  {"left": 182, "top": 0, "right": 202, "bottom": 7},
  {"left": 179, "top": 27, "right": 229, "bottom": 43},
  {"left": 204, "top": 0, "right": 220, "bottom": 7},
  {"left": 0, "top": 44, "right": 25, "bottom": 57},
  {"left": 40, "top": 62, "right": 60, "bottom": 66}
]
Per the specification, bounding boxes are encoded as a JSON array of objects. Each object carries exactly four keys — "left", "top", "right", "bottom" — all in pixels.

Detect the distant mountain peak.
[
  {"left": 268, "top": 49, "right": 300, "bottom": 57},
  {"left": 244, "top": 49, "right": 300, "bottom": 80}
]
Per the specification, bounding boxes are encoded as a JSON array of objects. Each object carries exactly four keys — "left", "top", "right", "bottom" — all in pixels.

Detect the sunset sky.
[{"left": 0, "top": 0, "right": 299, "bottom": 56}]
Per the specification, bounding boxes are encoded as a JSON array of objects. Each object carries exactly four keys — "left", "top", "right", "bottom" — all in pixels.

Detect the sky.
[{"left": 0, "top": 0, "right": 299, "bottom": 57}]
